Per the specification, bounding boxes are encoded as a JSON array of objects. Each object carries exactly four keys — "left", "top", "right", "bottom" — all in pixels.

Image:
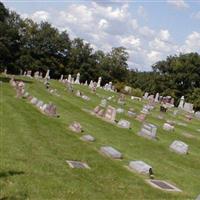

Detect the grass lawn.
[{"left": 1, "top": 75, "right": 200, "bottom": 199}]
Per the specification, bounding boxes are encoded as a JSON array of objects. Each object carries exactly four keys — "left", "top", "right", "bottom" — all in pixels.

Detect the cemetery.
[{"left": 1, "top": 72, "right": 200, "bottom": 200}]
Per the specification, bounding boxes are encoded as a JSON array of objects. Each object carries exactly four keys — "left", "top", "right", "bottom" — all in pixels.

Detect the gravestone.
[
  {"left": 59, "top": 74, "right": 63, "bottom": 81},
  {"left": 100, "top": 99, "right": 107, "bottom": 108},
  {"left": 196, "top": 194, "right": 200, "bottom": 200},
  {"left": 76, "top": 90, "right": 81, "bottom": 97},
  {"left": 146, "top": 179, "right": 181, "bottom": 192},
  {"left": 84, "top": 80, "right": 88, "bottom": 86},
  {"left": 104, "top": 106, "right": 116, "bottom": 122},
  {"left": 155, "top": 93, "right": 159, "bottom": 102},
  {"left": 170, "top": 140, "right": 188, "bottom": 154},
  {"left": 80, "top": 134, "right": 95, "bottom": 142},
  {"left": 195, "top": 111, "right": 200, "bottom": 119},
  {"left": 138, "top": 123, "right": 157, "bottom": 140},
  {"left": 36, "top": 100, "right": 44, "bottom": 109},
  {"left": 136, "top": 114, "right": 146, "bottom": 122},
  {"left": 97, "top": 77, "right": 102, "bottom": 87},
  {"left": 100, "top": 146, "right": 122, "bottom": 159},
  {"left": 116, "top": 108, "right": 124, "bottom": 113},
  {"left": 82, "top": 95, "right": 90, "bottom": 101},
  {"left": 75, "top": 73, "right": 80, "bottom": 84},
  {"left": 23, "top": 92, "right": 29, "bottom": 98},
  {"left": 117, "top": 119, "right": 130, "bottom": 129},
  {"left": 131, "top": 96, "right": 141, "bottom": 101},
  {"left": 163, "top": 123, "right": 174, "bottom": 131},
  {"left": 129, "top": 161, "right": 152, "bottom": 175},
  {"left": 178, "top": 96, "right": 184, "bottom": 109},
  {"left": 45, "top": 69, "right": 50, "bottom": 80},
  {"left": 94, "top": 106, "right": 101, "bottom": 114},
  {"left": 183, "top": 102, "right": 194, "bottom": 113},
  {"left": 143, "top": 92, "right": 149, "bottom": 99},
  {"left": 69, "top": 122, "right": 82, "bottom": 133},
  {"left": 44, "top": 103, "right": 58, "bottom": 117},
  {"left": 30, "top": 97, "right": 38, "bottom": 105},
  {"left": 127, "top": 110, "right": 136, "bottom": 117},
  {"left": 68, "top": 74, "right": 72, "bottom": 83},
  {"left": 66, "top": 160, "right": 90, "bottom": 169}
]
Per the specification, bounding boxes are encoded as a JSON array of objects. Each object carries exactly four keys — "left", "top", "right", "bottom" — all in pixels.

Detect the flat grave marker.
[{"left": 66, "top": 160, "right": 90, "bottom": 169}]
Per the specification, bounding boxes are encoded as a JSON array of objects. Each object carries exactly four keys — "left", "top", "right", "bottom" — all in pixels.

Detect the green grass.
[{"left": 1, "top": 75, "right": 200, "bottom": 200}]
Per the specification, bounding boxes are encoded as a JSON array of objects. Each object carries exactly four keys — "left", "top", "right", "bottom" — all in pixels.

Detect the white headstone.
[
  {"left": 178, "top": 96, "right": 184, "bottom": 109},
  {"left": 68, "top": 74, "right": 72, "bottom": 83},
  {"left": 97, "top": 77, "right": 102, "bottom": 88},
  {"left": 45, "top": 70, "right": 50, "bottom": 79},
  {"left": 100, "top": 146, "right": 122, "bottom": 159},
  {"left": 80, "top": 135, "right": 95, "bottom": 142},
  {"left": 170, "top": 140, "right": 188, "bottom": 154},
  {"left": 75, "top": 73, "right": 80, "bottom": 84},
  {"left": 117, "top": 119, "right": 130, "bottom": 129},
  {"left": 129, "top": 161, "right": 152, "bottom": 174},
  {"left": 138, "top": 123, "right": 157, "bottom": 139},
  {"left": 163, "top": 123, "right": 174, "bottom": 131},
  {"left": 155, "top": 93, "right": 159, "bottom": 102}
]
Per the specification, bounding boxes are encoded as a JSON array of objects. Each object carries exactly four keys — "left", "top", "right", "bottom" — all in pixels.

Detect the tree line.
[{"left": 0, "top": 2, "right": 200, "bottom": 110}]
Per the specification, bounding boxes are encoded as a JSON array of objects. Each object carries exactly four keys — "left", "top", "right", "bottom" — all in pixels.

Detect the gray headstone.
[
  {"left": 170, "top": 140, "right": 188, "bottom": 154},
  {"left": 80, "top": 134, "right": 95, "bottom": 142},
  {"left": 138, "top": 123, "right": 157, "bottom": 139},
  {"left": 129, "top": 161, "right": 152, "bottom": 174},
  {"left": 30, "top": 97, "right": 38, "bottom": 105},
  {"left": 69, "top": 122, "right": 82, "bottom": 133},
  {"left": 116, "top": 108, "right": 124, "bottom": 113},
  {"left": 117, "top": 119, "right": 130, "bottom": 129},
  {"left": 100, "top": 146, "right": 122, "bottom": 159},
  {"left": 163, "top": 123, "right": 174, "bottom": 131}
]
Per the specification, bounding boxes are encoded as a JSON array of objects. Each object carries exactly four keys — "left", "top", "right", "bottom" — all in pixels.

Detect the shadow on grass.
[
  {"left": 0, "top": 76, "right": 33, "bottom": 84},
  {"left": 0, "top": 170, "right": 24, "bottom": 179}
]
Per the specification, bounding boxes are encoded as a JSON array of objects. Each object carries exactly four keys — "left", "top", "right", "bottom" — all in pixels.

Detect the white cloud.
[
  {"left": 180, "top": 31, "right": 200, "bottom": 53},
  {"left": 147, "top": 51, "right": 163, "bottom": 64},
  {"left": 19, "top": 2, "right": 199, "bottom": 71},
  {"left": 167, "top": 0, "right": 189, "bottom": 9},
  {"left": 137, "top": 6, "right": 147, "bottom": 19},
  {"left": 31, "top": 11, "right": 50, "bottom": 22}
]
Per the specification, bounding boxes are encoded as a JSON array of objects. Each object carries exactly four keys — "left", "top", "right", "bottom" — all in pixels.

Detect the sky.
[{"left": 2, "top": 0, "right": 200, "bottom": 71}]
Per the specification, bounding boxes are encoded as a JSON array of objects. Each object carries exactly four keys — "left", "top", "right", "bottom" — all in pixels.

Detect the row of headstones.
[
  {"left": 67, "top": 121, "right": 182, "bottom": 192},
  {"left": 10, "top": 78, "right": 58, "bottom": 117},
  {"left": 143, "top": 92, "right": 174, "bottom": 105},
  {"left": 76, "top": 90, "right": 90, "bottom": 101}
]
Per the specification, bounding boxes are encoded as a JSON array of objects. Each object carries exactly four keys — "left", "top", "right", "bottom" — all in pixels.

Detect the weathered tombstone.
[
  {"left": 155, "top": 93, "right": 159, "bottom": 102},
  {"left": 93, "top": 106, "right": 101, "bottom": 114},
  {"left": 183, "top": 102, "right": 194, "bottom": 113},
  {"left": 143, "top": 92, "right": 149, "bottom": 99},
  {"left": 66, "top": 160, "right": 90, "bottom": 169},
  {"left": 127, "top": 110, "right": 136, "bottom": 117},
  {"left": 97, "top": 77, "right": 102, "bottom": 88},
  {"left": 84, "top": 80, "right": 88, "bottom": 86},
  {"left": 116, "top": 108, "right": 124, "bottom": 113},
  {"left": 75, "top": 73, "right": 80, "bottom": 84},
  {"left": 196, "top": 194, "right": 200, "bottom": 200},
  {"left": 195, "top": 111, "right": 200, "bottom": 119},
  {"left": 163, "top": 123, "right": 174, "bottom": 131},
  {"left": 69, "top": 122, "right": 82, "bottom": 133},
  {"left": 36, "top": 100, "right": 44, "bottom": 109},
  {"left": 117, "top": 119, "right": 130, "bottom": 129},
  {"left": 100, "top": 99, "right": 107, "bottom": 108},
  {"left": 129, "top": 161, "right": 152, "bottom": 175},
  {"left": 68, "top": 74, "right": 72, "bottom": 83},
  {"left": 136, "top": 114, "right": 146, "bottom": 122},
  {"left": 80, "top": 134, "right": 95, "bottom": 142},
  {"left": 104, "top": 106, "right": 116, "bottom": 122},
  {"left": 45, "top": 69, "right": 50, "bottom": 80},
  {"left": 30, "top": 97, "right": 38, "bottom": 105},
  {"left": 44, "top": 103, "right": 57, "bottom": 117},
  {"left": 170, "top": 140, "right": 188, "bottom": 154},
  {"left": 97, "top": 109, "right": 104, "bottom": 117},
  {"left": 82, "top": 95, "right": 90, "bottom": 101},
  {"left": 100, "top": 146, "right": 122, "bottom": 159},
  {"left": 138, "top": 123, "right": 157, "bottom": 140},
  {"left": 89, "top": 80, "right": 94, "bottom": 88},
  {"left": 23, "top": 92, "right": 29, "bottom": 98},
  {"left": 178, "top": 96, "right": 184, "bottom": 109},
  {"left": 59, "top": 74, "right": 64, "bottom": 81},
  {"left": 76, "top": 90, "right": 81, "bottom": 97},
  {"left": 131, "top": 96, "right": 141, "bottom": 101}
]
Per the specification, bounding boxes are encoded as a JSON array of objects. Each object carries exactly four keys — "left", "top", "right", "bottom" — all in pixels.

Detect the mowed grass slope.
[{"left": 1, "top": 75, "right": 200, "bottom": 200}]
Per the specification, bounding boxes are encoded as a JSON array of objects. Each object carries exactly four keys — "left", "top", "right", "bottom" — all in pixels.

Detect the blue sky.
[{"left": 2, "top": 0, "right": 200, "bottom": 71}]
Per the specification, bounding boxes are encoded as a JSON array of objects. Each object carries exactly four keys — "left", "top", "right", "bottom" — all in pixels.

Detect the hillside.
[{"left": 1, "top": 75, "right": 200, "bottom": 200}]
